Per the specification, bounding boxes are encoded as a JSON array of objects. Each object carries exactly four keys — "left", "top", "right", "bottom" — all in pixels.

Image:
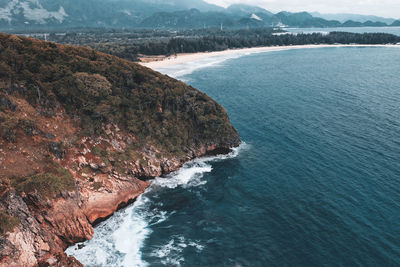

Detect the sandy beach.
[{"left": 140, "top": 44, "right": 399, "bottom": 69}]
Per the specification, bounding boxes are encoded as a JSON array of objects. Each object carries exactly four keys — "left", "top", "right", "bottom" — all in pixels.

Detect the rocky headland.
[{"left": 0, "top": 33, "right": 240, "bottom": 266}]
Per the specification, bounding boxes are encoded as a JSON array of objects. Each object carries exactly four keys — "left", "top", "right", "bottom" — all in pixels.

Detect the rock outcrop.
[{"left": 0, "top": 33, "right": 240, "bottom": 266}]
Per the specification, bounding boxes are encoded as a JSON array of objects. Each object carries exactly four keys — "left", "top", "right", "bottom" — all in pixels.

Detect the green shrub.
[
  {"left": 140, "top": 158, "right": 148, "bottom": 167},
  {"left": 92, "top": 182, "right": 103, "bottom": 190},
  {"left": 0, "top": 115, "right": 17, "bottom": 142},
  {"left": 0, "top": 211, "right": 19, "bottom": 236},
  {"left": 13, "top": 167, "right": 75, "bottom": 199},
  {"left": 18, "top": 119, "right": 38, "bottom": 136},
  {"left": 92, "top": 146, "right": 110, "bottom": 167}
]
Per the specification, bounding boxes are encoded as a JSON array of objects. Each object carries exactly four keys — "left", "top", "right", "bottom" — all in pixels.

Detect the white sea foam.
[
  {"left": 65, "top": 197, "right": 152, "bottom": 267},
  {"left": 151, "top": 236, "right": 185, "bottom": 265},
  {"left": 66, "top": 143, "right": 246, "bottom": 266},
  {"left": 189, "top": 241, "right": 204, "bottom": 251},
  {"left": 113, "top": 197, "right": 152, "bottom": 267},
  {"left": 152, "top": 160, "right": 212, "bottom": 189},
  {"left": 150, "top": 235, "right": 204, "bottom": 266}
]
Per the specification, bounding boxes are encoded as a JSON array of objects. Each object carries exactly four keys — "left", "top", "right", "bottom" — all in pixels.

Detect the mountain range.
[
  {"left": 0, "top": 0, "right": 398, "bottom": 30},
  {"left": 311, "top": 12, "right": 396, "bottom": 25}
]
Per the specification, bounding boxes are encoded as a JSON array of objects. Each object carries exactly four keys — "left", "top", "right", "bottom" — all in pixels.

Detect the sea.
[{"left": 67, "top": 46, "right": 400, "bottom": 266}]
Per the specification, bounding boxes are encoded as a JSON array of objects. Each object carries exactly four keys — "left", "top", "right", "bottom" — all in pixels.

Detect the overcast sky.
[{"left": 204, "top": 0, "right": 400, "bottom": 18}]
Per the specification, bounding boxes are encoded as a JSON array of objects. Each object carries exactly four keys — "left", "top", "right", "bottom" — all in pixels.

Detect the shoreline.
[
  {"left": 140, "top": 44, "right": 399, "bottom": 69},
  {"left": 66, "top": 144, "right": 243, "bottom": 265},
  {"left": 0, "top": 33, "right": 242, "bottom": 266}
]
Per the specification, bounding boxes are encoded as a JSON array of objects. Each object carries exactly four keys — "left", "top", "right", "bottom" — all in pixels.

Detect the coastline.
[
  {"left": 66, "top": 144, "right": 244, "bottom": 266},
  {"left": 140, "top": 44, "right": 400, "bottom": 69},
  {"left": 66, "top": 42, "right": 396, "bottom": 265},
  {"left": 0, "top": 33, "right": 241, "bottom": 267}
]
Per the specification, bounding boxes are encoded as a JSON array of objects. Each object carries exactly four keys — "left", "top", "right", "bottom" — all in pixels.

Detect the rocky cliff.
[{"left": 0, "top": 33, "right": 240, "bottom": 266}]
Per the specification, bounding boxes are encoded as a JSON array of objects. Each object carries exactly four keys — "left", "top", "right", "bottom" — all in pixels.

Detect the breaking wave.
[{"left": 66, "top": 144, "right": 246, "bottom": 266}]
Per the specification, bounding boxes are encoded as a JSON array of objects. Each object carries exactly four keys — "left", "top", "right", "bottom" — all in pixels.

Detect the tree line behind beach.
[{"left": 30, "top": 29, "right": 400, "bottom": 62}]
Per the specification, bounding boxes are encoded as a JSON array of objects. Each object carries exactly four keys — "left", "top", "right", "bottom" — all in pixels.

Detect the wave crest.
[{"left": 66, "top": 143, "right": 247, "bottom": 266}]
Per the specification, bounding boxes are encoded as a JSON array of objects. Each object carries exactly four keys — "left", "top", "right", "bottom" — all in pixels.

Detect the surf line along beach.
[{"left": 139, "top": 44, "right": 400, "bottom": 70}]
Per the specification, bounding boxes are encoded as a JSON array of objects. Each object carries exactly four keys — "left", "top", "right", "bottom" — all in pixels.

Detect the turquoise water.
[{"left": 68, "top": 47, "right": 400, "bottom": 266}]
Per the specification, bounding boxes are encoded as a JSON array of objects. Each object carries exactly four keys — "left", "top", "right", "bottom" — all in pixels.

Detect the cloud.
[{"left": 204, "top": 0, "right": 400, "bottom": 18}]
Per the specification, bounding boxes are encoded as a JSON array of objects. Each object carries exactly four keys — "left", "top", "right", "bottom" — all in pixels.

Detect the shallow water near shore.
[{"left": 68, "top": 47, "right": 400, "bottom": 266}]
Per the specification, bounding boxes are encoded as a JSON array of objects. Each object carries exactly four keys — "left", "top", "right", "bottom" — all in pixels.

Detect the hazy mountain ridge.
[
  {"left": 0, "top": 0, "right": 222, "bottom": 29},
  {"left": 311, "top": 12, "right": 396, "bottom": 24},
  {"left": 139, "top": 8, "right": 269, "bottom": 29},
  {"left": 226, "top": 4, "right": 274, "bottom": 16},
  {"left": 0, "top": 0, "right": 398, "bottom": 30}
]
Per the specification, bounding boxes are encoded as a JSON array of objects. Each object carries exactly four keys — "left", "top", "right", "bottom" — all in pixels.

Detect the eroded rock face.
[
  {"left": 83, "top": 178, "right": 149, "bottom": 224},
  {"left": 0, "top": 123, "right": 239, "bottom": 266},
  {"left": 0, "top": 190, "right": 85, "bottom": 266},
  {"left": 0, "top": 191, "right": 39, "bottom": 266},
  {"left": 0, "top": 147, "right": 237, "bottom": 266},
  {"left": 0, "top": 174, "right": 150, "bottom": 266}
]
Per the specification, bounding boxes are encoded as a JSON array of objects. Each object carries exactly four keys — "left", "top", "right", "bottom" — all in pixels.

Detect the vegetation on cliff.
[
  {"left": 0, "top": 33, "right": 238, "bottom": 154},
  {"left": 12, "top": 166, "right": 76, "bottom": 199},
  {"left": 0, "top": 30, "right": 239, "bottom": 210},
  {"left": 0, "top": 210, "right": 19, "bottom": 236},
  {"left": 0, "top": 32, "right": 240, "bottom": 199},
  {"left": 0, "top": 33, "right": 239, "bottom": 266}
]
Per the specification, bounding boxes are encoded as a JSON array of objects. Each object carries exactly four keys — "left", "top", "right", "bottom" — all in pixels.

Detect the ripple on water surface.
[{"left": 68, "top": 47, "right": 400, "bottom": 266}]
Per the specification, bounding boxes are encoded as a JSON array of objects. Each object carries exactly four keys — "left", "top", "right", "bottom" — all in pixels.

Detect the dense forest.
[
  {"left": 0, "top": 33, "right": 238, "bottom": 154},
  {"left": 40, "top": 29, "right": 400, "bottom": 62},
  {"left": 135, "top": 32, "right": 400, "bottom": 55}
]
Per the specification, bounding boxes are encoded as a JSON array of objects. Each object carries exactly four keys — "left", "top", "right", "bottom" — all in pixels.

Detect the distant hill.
[
  {"left": 0, "top": 0, "right": 396, "bottom": 30},
  {"left": 140, "top": 8, "right": 267, "bottom": 29},
  {"left": 276, "top": 11, "right": 341, "bottom": 27},
  {"left": 226, "top": 4, "right": 274, "bottom": 16},
  {"left": 311, "top": 12, "right": 396, "bottom": 24},
  {"left": 0, "top": 0, "right": 222, "bottom": 30},
  {"left": 391, "top": 20, "right": 400, "bottom": 26},
  {"left": 140, "top": 9, "right": 396, "bottom": 30},
  {"left": 341, "top": 20, "right": 389, "bottom": 27}
]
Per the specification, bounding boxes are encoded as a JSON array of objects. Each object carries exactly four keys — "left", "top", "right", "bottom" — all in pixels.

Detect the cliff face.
[{"left": 0, "top": 34, "right": 240, "bottom": 266}]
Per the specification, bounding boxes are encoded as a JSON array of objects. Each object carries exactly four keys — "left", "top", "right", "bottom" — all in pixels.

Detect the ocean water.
[{"left": 67, "top": 47, "right": 400, "bottom": 266}]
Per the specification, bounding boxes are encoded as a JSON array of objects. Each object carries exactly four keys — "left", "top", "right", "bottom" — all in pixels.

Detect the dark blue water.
[{"left": 68, "top": 47, "right": 400, "bottom": 266}]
